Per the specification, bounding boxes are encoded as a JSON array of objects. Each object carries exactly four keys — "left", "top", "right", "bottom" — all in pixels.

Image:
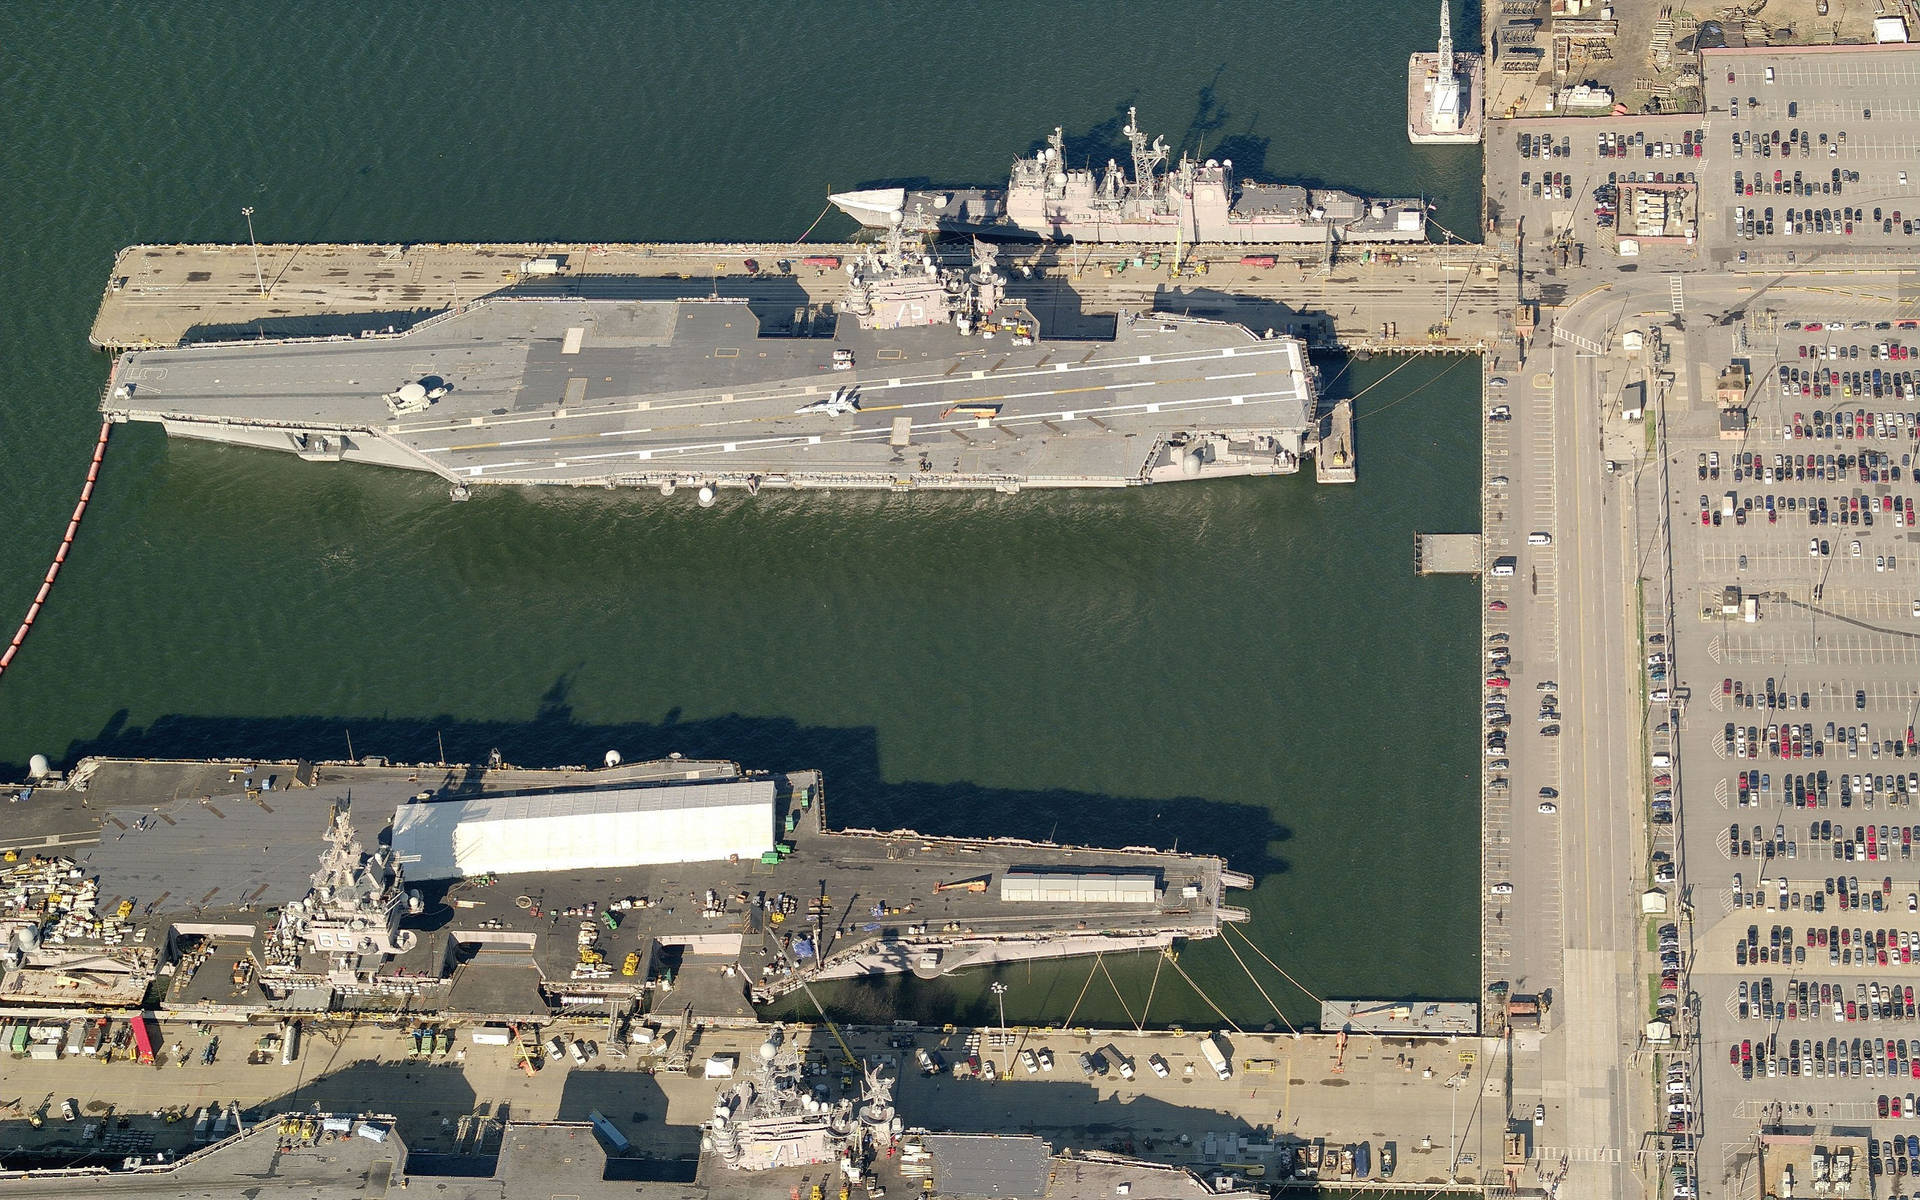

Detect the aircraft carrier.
[
  {"left": 0, "top": 752, "right": 1249, "bottom": 1024},
  {"left": 101, "top": 235, "right": 1327, "bottom": 495},
  {"left": 830, "top": 107, "right": 1429, "bottom": 245}
]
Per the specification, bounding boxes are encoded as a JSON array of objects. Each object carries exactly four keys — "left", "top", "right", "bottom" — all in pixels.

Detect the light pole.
[
  {"left": 990, "top": 981, "right": 1007, "bottom": 1074},
  {"left": 241, "top": 207, "right": 266, "bottom": 297}
]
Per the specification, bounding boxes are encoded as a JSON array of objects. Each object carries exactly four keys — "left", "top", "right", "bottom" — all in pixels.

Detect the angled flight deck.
[{"left": 103, "top": 297, "right": 1321, "bottom": 493}]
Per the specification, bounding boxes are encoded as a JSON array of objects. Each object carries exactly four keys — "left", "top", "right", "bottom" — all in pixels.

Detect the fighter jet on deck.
[{"left": 794, "top": 387, "right": 861, "bottom": 417}]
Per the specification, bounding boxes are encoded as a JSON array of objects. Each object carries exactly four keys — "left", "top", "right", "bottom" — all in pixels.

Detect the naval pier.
[{"left": 89, "top": 239, "right": 1510, "bottom": 357}]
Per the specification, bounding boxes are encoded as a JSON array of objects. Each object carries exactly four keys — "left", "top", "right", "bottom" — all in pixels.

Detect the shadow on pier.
[
  {"left": 1147, "top": 286, "right": 1323, "bottom": 344},
  {"left": 182, "top": 271, "right": 836, "bottom": 347},
  {"left": 26, "top": 680, "right": 1290, "bottom": 882}
]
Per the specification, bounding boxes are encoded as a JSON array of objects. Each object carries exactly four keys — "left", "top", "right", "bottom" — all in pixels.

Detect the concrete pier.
[
  {"left": 89, "top": 240, "right": 1512, "bottom": 356},
  {"left": 1416, "top": 533, "right": 1483, "bottom": 574}
]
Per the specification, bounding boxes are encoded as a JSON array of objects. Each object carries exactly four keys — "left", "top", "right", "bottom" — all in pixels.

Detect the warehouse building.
[{"left": 391, "top": 780, "right": 777, "bottom": 880}]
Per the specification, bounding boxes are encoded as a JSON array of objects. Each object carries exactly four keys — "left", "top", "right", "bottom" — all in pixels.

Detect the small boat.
[
  {"left": 1380, "top": 1144, "right": 1396, "bottom": 1177},
  {"left": 1354, "top": 1141, "right": 1371, "bottom": 1179}
]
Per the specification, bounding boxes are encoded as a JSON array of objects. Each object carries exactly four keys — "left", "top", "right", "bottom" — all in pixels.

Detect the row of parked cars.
[
  {"left": 1732, "top": 769, "right": 1920, "bottom": 808},
  {"left": 1733, "top": 918, "right": 1920, "bottom": 967},
  {"left": 1700, "top": 491, "right": 1912, "bottom": 532},
  {"left": 1721, "top": 719, "right": 1917, "bottom": 761},
  {"left": 1733, "top": 164, "right": 1859, "bottom": 197},
  {"left": 1780, "top": 364, "right": 1920, "bottom": 402},
  {"left": 1733, "top": 1031, "right": 1920, "bottom": 1081},
  {"left": 1734, "top": 978, "right": 1920, "bottom": 1024}
]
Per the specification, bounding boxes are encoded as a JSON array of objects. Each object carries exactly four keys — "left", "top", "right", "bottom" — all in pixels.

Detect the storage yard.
[{"left": 0, "top": 1013, "right": 1500, "bottom": 1191}]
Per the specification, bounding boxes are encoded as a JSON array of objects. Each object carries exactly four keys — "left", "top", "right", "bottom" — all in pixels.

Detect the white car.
[
  {"left": 1020, "top": 1049, "right": 1039, "bottom": 1074},
  {"left": 1036, "top": 1048, "right": 1054, "bottom": 1072},
  {"left": 1149, "top": 1054, "right": 1170, "bottom": 1078},
  {"left": 1491, "top": 883, "right": 1515, "bottom": 896},
  {"left": 1538, "top": 802, "right": 1558, "bottom": 814},
  {"left": 1489, "top": 476, "right": 1510, "bottom": 487},
  {"left": 1527, "top": 532, "right": 1553, "bottom": 546}
]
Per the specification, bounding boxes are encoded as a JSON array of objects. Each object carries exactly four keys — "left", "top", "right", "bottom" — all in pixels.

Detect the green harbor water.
[{"left": 0, "top": 0, "right": 1484, "bottom": 1029}]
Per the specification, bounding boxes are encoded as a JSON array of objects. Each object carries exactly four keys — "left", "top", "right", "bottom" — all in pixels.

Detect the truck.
[
  {"left": 470, "top": 1025, "right": 514, "bottom": 1047},
  {"left": 1200, "top": 1032, "right": 1233, "bottom": 1080}
]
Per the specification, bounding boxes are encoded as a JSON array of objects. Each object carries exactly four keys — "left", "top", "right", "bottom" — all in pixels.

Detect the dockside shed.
[
  {"left": 998, "top": 871, "right": 1158, "bottom": 904},
  {"left": 390, "top": 781, "right": 776, "bottom": 879}
]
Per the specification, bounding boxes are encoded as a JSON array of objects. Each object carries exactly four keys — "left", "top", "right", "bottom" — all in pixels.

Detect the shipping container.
[{"left": 130, "top": 1016, "right": 156, "bottom": 1064}]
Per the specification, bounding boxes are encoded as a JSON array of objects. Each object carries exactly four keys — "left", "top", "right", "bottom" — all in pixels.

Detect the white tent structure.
[{"left": 390, "top": 781, "right": 776, "bottom": 880}]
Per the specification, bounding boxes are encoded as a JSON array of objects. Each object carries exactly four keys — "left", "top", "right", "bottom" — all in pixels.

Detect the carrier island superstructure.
[
  {"left": 0, "top": 753, "right": 1249, "bottom": 1024},
  {"left": 102, "top": 232, "right": 1332, "bottom": 495}
]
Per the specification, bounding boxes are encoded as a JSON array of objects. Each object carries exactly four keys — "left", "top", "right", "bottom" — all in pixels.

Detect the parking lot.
[
  {"left": 1486, "top": 113, "right": 1709, "bottom": 271},
  {"left": 1668, "top": 308, "right": 1920, "bottom": 1195},
  {"left": 1704, "top": 46, "right": 1920, "bottom": 269}
]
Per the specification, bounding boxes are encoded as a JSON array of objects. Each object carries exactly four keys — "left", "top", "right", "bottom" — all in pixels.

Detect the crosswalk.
[
  {"left": 1670, "top": 275, "right": 1686, "bottom": 313},
  {"left": 1535, "top": 1144, "right": 1626, "bottom": 1163},
  {"left": 1553, "top": 326, "right": 1605, "bottom": 355}
]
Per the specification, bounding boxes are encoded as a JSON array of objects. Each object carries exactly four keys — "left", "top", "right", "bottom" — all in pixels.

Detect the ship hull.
[{"left": 833, "top": 189, "right": 1428, "bottom": 244}]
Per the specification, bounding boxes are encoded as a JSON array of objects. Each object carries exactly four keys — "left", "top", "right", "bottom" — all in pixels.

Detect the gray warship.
[
  {"left": 104, "top": 224, "right": 1328, "bottom": 495},
  {"left": 830, "top": 107, "right": 1429, "bottom": 245}
]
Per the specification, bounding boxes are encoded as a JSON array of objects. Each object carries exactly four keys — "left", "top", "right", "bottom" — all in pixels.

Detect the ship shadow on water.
[{"left": 45, "top": 680, "right": 1290, "bottom": 880}]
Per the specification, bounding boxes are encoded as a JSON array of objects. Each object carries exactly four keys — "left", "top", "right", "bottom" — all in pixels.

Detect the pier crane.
[{"left": 760, "top": 923, "right": 861, "bottom": 1074}]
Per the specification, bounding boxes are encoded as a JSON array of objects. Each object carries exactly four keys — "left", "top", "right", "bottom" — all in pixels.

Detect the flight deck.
[{"left": 104, "top": 295, "right": 1319, "bottom": 494}]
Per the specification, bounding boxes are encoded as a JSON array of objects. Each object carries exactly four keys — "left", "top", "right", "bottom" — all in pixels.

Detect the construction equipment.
[
  {"left": 933, "top": 877, "right": 990, "bottom": 894},
  {"left": 511, "top": 1024, "right": 539, "bottom": 1076}
]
